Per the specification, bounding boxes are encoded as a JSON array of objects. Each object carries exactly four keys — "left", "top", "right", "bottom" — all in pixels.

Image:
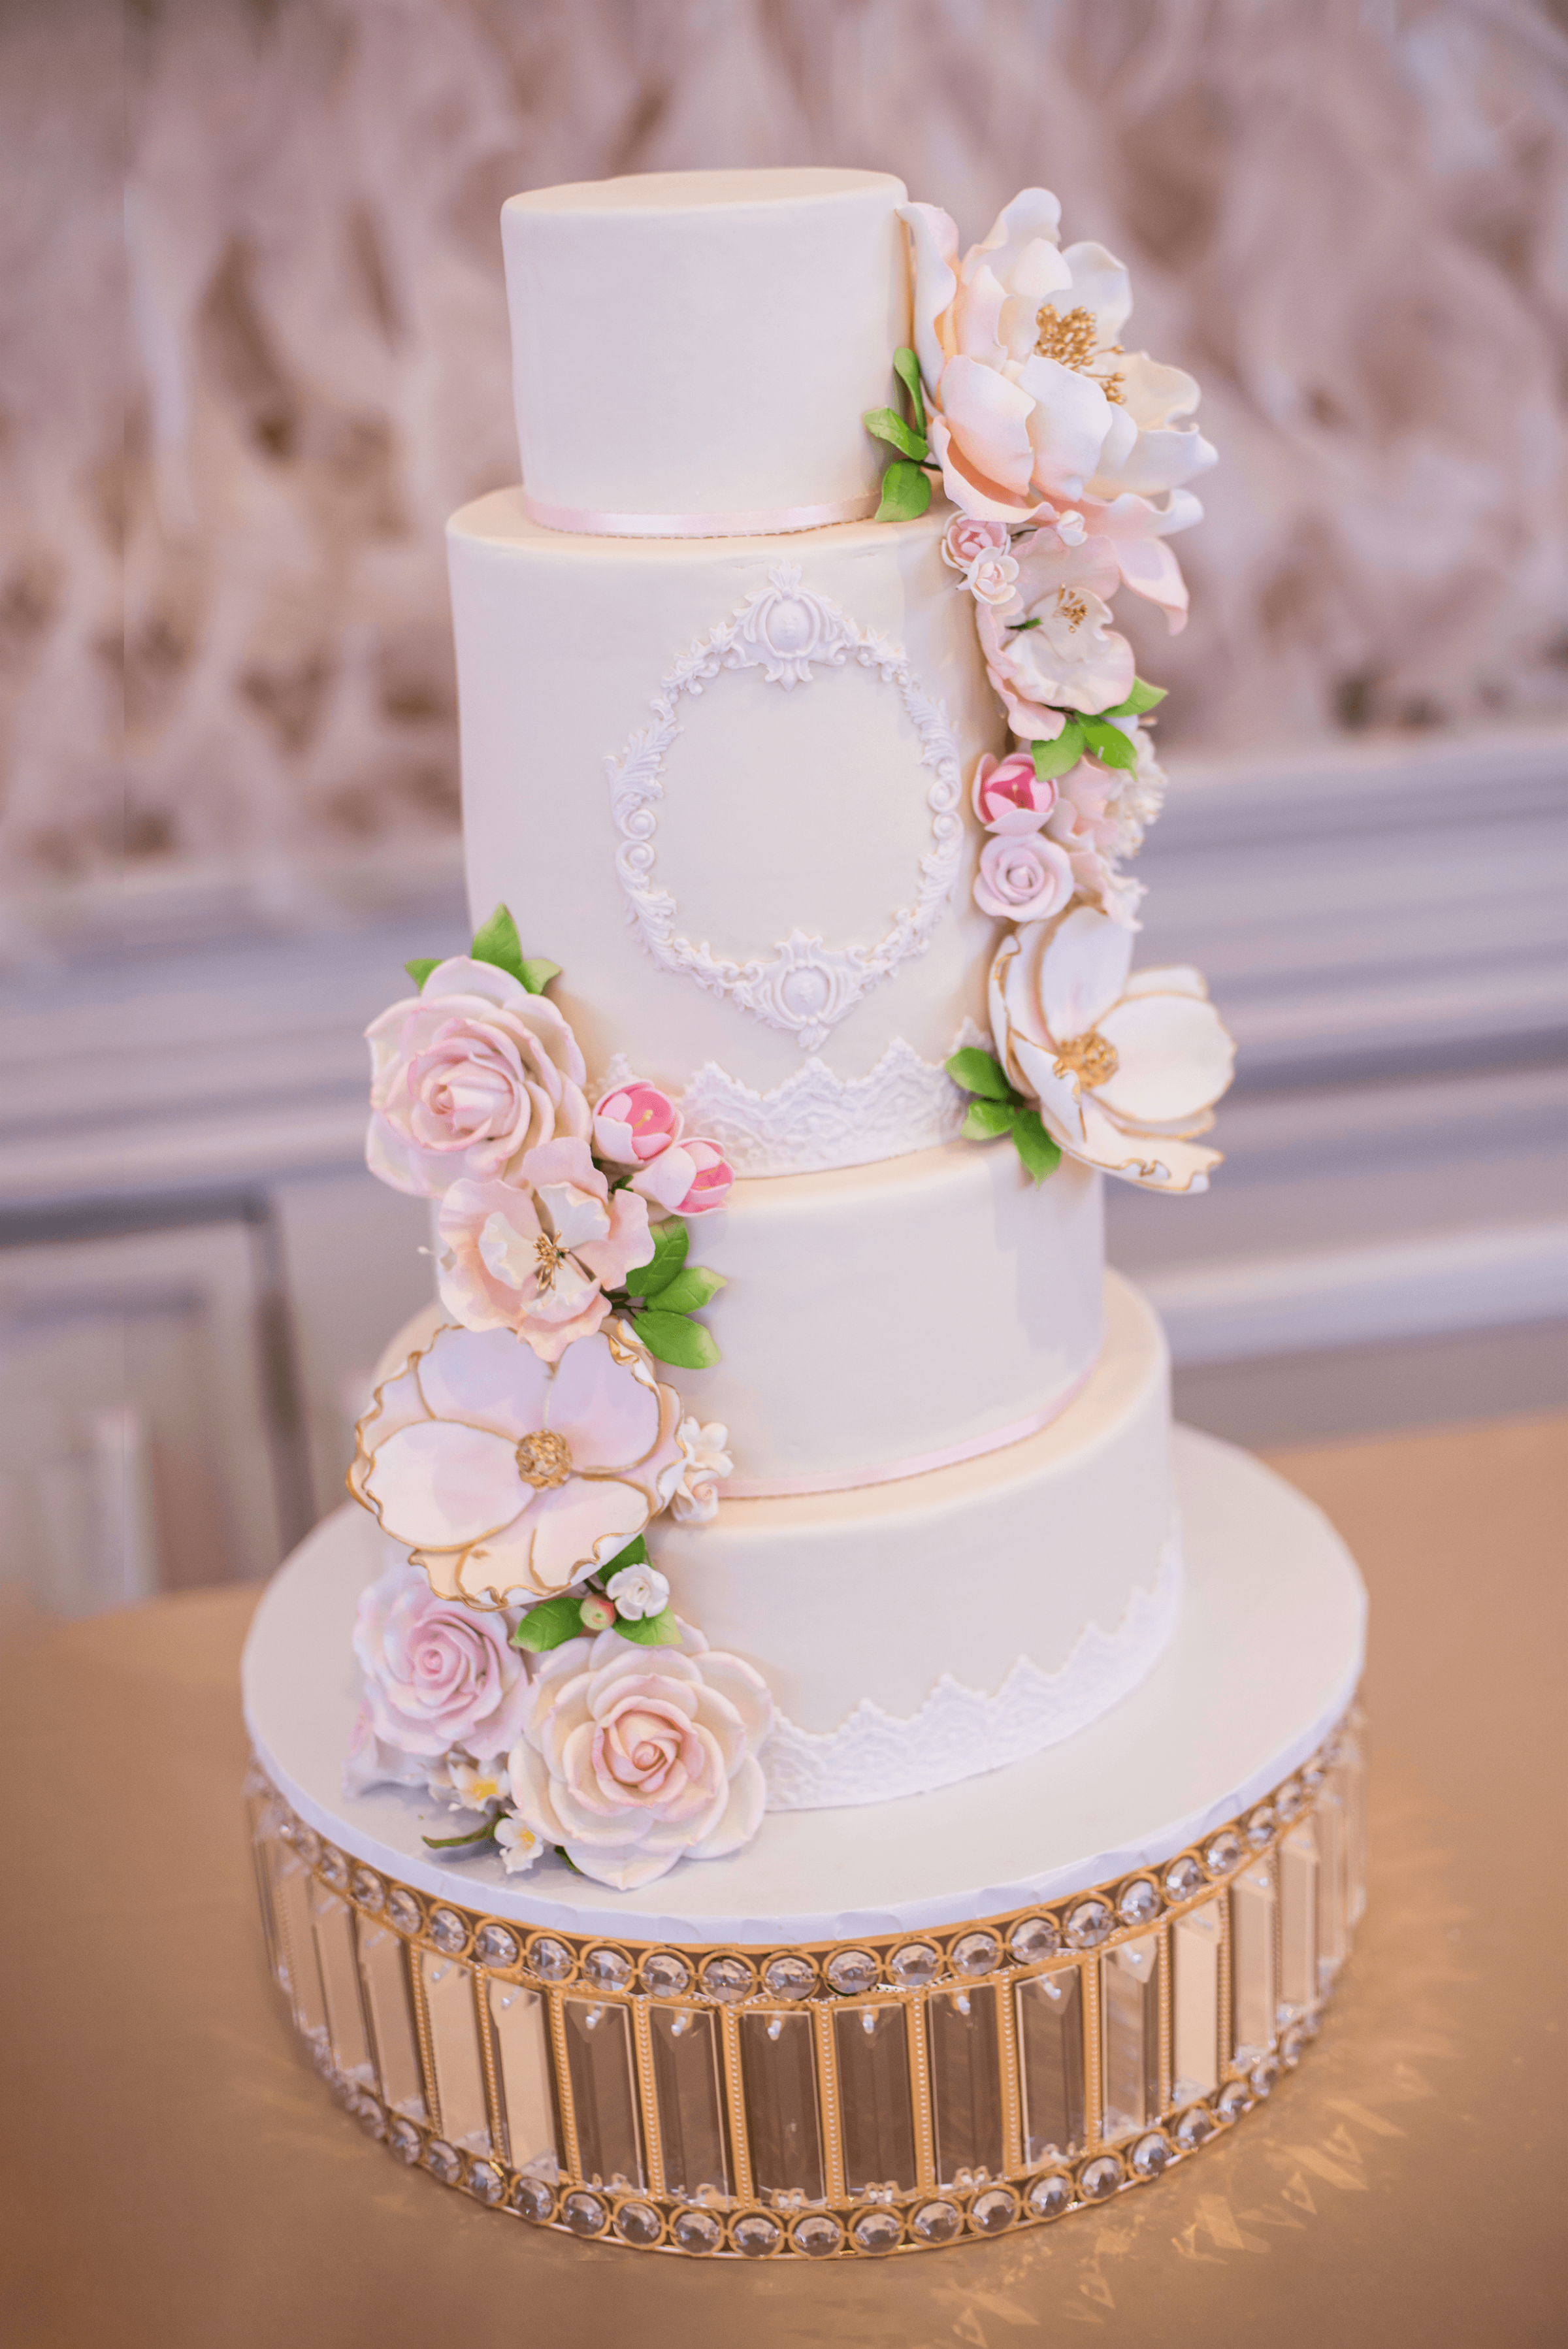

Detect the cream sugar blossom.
[
  {"left": 350, "top": 1320, "right": 688, "bottom": 1605},
  {"left": 434, "top": 1136, "right": 654, "bottom": 1361},
  {"left": 990, "top": 906, "right": 1235, "bottom": 1192},
  {"left": 900, "top": 188, "right": 1215, "bottom": 625},
  {"left": 508, "top": 1620, "right": 774, "bottom": 1890}
]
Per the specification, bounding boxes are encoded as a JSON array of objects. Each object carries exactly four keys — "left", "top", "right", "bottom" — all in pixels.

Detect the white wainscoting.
[{"left": 1, "top": 727, "right": 1563, "bottom": 1614}]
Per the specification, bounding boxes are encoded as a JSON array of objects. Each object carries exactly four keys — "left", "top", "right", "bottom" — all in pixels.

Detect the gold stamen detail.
[
  {"left": 1054, "top": 588, "right": 1088, "bottom": 633},
  {"left": 515, "top": 1429, "right": 572, "bottom": 1489},
  {"left": 1034, "top": 303, "right": 1125, "bottom": 401},
  {"left": 533, "top": 1234, "right": 565, "bottom": 1294},
  {"left": 1054, "top": 1030, "right": 1119, "bottom": 1087}
]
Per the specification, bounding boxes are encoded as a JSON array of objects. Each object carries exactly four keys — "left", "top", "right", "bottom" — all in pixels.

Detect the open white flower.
[
  {"left": 989, "top": 907, "right": 1235, "bottom": 1192},
  {"left": 604, "top": 1560, "right": 670, "bottom": 1620},
  {"left": 350, "top": 1321, "right": 687, "bottom": 1605},
  {"left": 670, "top": 1419, "right": 732, "bottom": 1525},
  {"left": 977, "top": 533, "right": 1135, "bottom": 731},
  {"left": 495, "top": 1813, "right": 545, "bottom": 1875},
  {"left": 508, "top": 1620, "right": 773, "bottom": 1890},
  {"left": 446, "top": 1753, "right": 512, "bottom": 1812}
]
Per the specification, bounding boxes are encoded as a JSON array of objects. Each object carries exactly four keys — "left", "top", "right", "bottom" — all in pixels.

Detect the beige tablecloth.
[{"left": 3, "top": 1416, "right": 1563, "bottom": 2349}]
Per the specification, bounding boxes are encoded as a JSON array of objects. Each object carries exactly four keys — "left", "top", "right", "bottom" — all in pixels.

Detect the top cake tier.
[{"left": 501, "top": 169, "right": 911, "bottom": 531}]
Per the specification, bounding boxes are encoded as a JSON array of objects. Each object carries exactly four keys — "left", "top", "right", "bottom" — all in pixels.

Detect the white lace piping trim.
[
  {"left": 596, "top": 1022, "right": 987, "bottom": 1179},
  {"left": 759, "top": 1529, "right": 1183, "bottom": 1813}
]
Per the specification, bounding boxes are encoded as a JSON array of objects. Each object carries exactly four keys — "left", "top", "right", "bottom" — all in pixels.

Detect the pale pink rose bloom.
[
  {"left": 593, "top": 1079, "right": 683, "bottom": 1166},
  {"left": 988, "top": 906, "right": 1235, "bottom": 1193},
  {"left": 630, "top": 1137, "right": 734, "bottom": 1216},
  {"left": 978, "top": 533, "right": 1135, "bottom": 730},
  {"left": 898, "top": 191, "right": 1214, "bottom": 614},
  {"left": 350, "top": 1554, "right": 531, "bottom": 1769},
  {"left": 436, "top": 1138, "right": 654, "bottom": 1361},
  {"left": 963, "top": 552, "right": 1021, "bottom": 606},
  {"left": 350, "top": 1321, "right": 687, "bottom": 1603},
  {"left": 507, "top": 1621, "right": 773, "bottom": 1890},
  {"left": 974, "top": 831, "right": 1075, "bottom": 922},
  {"left": 941, "top": 514, "right": 1011, "bottom": 571},
  {"left": 366, "top": 957, "right": 590, "bottom": 1198},
  {"left": 972, "top": 749, "right": 1056, "bottom": 834}
]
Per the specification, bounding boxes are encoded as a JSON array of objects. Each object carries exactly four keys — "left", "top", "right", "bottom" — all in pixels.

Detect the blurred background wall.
[{"left": 0, "top": 0, "right": 1564, "bottom": 1624}]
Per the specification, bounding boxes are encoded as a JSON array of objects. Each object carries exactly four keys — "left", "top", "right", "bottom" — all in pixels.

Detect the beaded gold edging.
[{"left": 248, "top": 1709, "right": 1365, "bottom": 2258}]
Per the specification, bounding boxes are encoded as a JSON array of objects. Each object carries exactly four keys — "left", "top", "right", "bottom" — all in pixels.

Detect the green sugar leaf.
[
  {"left": 631, "top": 1309, "right": 722, "bottom": 1370},
  {"left": 1030, "top": 723, "right": 1086, "bottom": 781},
  {"left": 1100, "top": 677, "right": 1167, "bottom": 719},
  {"left": 519, "top": 957, "right": 562, "bottom": 995},
  {"left": 945, "top": 1047, "right": 1016, "bottom": 1103},
  {"left": 1011, "top": 1108, "right": 1063, "bottom": 1185},
  {"left": 511, "top": 1593, "right": 589, "bottom": 1652},
  {"left": 1079, "top": 717, "right": 1139, "bottom": 772},
  {"left": 646, "top": 1264, "right": 727, "bottom": 1314},
  {"left": 963, "top": 1098, "right": 1019, "bottom": 1142},
  {"left": 621, "top": 1217, "right": 689, "bottom": 1298},
  {"left": 470, "top": 904, "right": 527, "bottom": 985},
  {"left": 403, "top": 958, "right": 440, "bottom": 990},
  {"left": 614, "top": 1606, "right": 682, "bottom": 1649},
  {"left": 599, "top": 1533, "right": 647, "bottom": 1575},
  {"left": 1006, "top": 616, "right": 1043, "bottom": 632},
  {"left": 874, "top": 460, "right": 933, "bottom": 523},
  {"left": 864, "top": 406, "right": 929, "bottom": 462},
  {"left": 423, "top": 1815, "right": 500, "bottom": 1849},
  {"left": 893, "top": 346, "right": 926, "bottom": 433}
]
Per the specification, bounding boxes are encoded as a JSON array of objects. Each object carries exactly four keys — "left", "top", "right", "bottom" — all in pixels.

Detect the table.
[{"left": 3, "top": 1415, "right": 1563, "bottom": 2348}]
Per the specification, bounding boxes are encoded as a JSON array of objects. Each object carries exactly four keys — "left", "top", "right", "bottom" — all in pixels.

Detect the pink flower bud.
[
  {"left": 579, "top": 1593, "right": 617, "bottom": 1633},
  {"left": 630, "top": 1138, "right": 734, "bottom": 1217},
  {"left": 972, "top": 750, "right": 1056, "bottom": 834},
  {"left": 593, "top": 1079, "right": 682, "bottom": 1166},
  {"left": 941, "top": 514, "right": 1011, "bottom": 572}
]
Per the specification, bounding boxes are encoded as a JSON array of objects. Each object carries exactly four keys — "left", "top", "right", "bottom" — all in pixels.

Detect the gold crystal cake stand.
[{"left": 242, "top": 1427, "right": 1367, "bottom": 2259}]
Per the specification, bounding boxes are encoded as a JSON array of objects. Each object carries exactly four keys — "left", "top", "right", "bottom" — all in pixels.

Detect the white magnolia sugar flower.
[
  {"left": 990, "top": 906, "right": 1235, "bottom": 1192},
  {"left": 604, "top": 1560, "right": 670, "bottom": 1620},
  {"left": 670, "top": 1419, "right": 733, "bottom": 1524},
  {"left": 494, "top": 1813, "right": 545, "bottom": 1875}
]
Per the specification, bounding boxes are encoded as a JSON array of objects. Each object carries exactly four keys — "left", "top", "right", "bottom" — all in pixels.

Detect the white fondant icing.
[
  {"left": 761, "top": 1532, "right": 1181, "bottom": 1810},
  {"left": 608, "top": 565, "right": 964, "bottom": 1050}
]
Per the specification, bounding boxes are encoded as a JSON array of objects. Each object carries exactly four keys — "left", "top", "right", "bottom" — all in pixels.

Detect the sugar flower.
[
  {"left": 445, "top": 1753, "right": 513, "bottom": 1811},
  {"left": 669, "top": 1418, "right": 733, "bottom": 1526},
  {"left": 435, "top": 1138, "right": 653, "bottom": 1362},
  {"left": 630, "top": 1136, "right": 734, "bottom": 1217},
  {"left": 941, "top": 514, "right": 1011, "bottom": 572},
  {"left": 604, "top": 1560, "right": 670, "bottom": 1620},
  {"left": 1043, "top": 725, "right": 1167, "bottom": 925},
  {"left": 974, "top": 830, "right": 1075, "bottom": 923},
  {"left": 507, "top": 1621, "right": 773, "bottom": 1890},
  {"left": 972, "top": 749, "right": 1057, "bottom": 834},
  {"left": 989, "top": 906, "right": 1235, "bottom": 1192},
  {"left": 367, "top": 957, "right": 590, "bottom": 1199},
  {"left": 898, "top": 189, "right": 1215, "bottom": 620},
  {"left": 350, "top": 1321, "right": 688, "bottom": 1604},
  {"left": 349, "top": 1553, "right": 532, "bottom": 1767},
  {"left": 977, "top": 533, "right": 1135, "bottom": 732},
  {"left": 593, "top": 1078, "right": 683, "bottom": 1166},
  {"left": 495, "top": 1814, "right": 545, "bottom": 1875}
]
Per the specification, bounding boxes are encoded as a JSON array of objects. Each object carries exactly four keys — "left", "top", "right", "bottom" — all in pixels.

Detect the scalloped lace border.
[{"left": 760, "top": 1530, "right": 1183, "bottom": 1812}]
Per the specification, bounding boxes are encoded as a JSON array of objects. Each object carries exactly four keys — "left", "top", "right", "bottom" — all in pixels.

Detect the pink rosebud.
[
  {"left": 973, "top": 832, "right": 1076, "bottom": 922},
  {"left": 579, "top": 1593, "right": 617, "bottom": 1632},
  {"left": 972, "top": 750, "right": 1056, "bottom": 835},
  {"left": 963, "top": 552, "right": 1021, "bottom": 608},
  {"left": 942, "top": 514, "right": 1011, "bottom": 572},
  {"left": 593, "top": 1079, "right": 682, "bottom": 1166},
  {"left": 630, "top": 1136, "right": 734, "bottom": 1217}
]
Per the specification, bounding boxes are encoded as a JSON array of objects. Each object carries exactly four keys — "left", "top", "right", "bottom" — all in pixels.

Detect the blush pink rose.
[
  {"left": 972, "top": 749, "right": 1057, "bottom": 834},
  {"left": 973, "top": 830, "right": 1076, "bottom": 921},
  {"left": 593, "top": 1079, "right": 683, "bottom": 1166},
  {"left": 630, "top": 1137, "right": 734, "bottom": 1215},
  {"left": 436, "top": 1138, "right": 654, "bottom": 1360},
  {"left": 963, "top": 552, "right": 1021, "bottom": 606},
  {"left": 350, "top": 1553, "right": 531, "bottom": 1763},
  {"left": 507, "top": 1622, "right": 774, "bottom": 1889},
  {"left": 366, "top": 957, "right": 591, "bottom": 1198},
  {"left": 941, "top": 514, "right": 1011, "bottom": 571}
]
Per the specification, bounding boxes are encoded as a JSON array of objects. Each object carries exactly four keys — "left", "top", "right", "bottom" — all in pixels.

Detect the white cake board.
[{"left": 242, "top": 1428, "right": 1365, "bottom": 1947}]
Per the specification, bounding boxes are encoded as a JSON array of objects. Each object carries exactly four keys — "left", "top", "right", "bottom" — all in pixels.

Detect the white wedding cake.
[{"left": 242, "top": 169, "right": 1367, "bottom": 2260}]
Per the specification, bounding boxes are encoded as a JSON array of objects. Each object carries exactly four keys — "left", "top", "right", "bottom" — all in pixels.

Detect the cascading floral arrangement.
[
  {"left": 866, "top": 189, "right": 1235, "bottom": 1194},
  {"left": 343, "top": 904, "right": 772, "bottom": 1890}
]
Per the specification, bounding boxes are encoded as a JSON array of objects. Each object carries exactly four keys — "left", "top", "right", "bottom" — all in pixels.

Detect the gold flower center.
[
  {"left": 533, "top": 1233, "right": 565, "bottom": 1294},
  {"left": 1034, "top": 303, "right": 1125, "bottom": 402},
  {"left": 1054, "top": 587, "right": 1088, "bottom": 632},
  {"left": 515, "top": 1429, "right": 573, "bottom": 1489},
  {"left": 1054, "top": 1029, "right": 1119, "bottom": 1088}
]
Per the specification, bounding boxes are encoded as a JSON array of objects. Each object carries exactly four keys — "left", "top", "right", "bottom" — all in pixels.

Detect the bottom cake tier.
[{"left": 242, "top": 1428, "right": 1367, "bottom": 2258}]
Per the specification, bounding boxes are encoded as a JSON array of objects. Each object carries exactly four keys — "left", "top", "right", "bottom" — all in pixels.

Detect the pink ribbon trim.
[
  {"left": 718, "top": 1362, "right": 1096, "bottom": 1502},
  {"left": 521, "top": 487, "right": 881, "bottom": 540}
]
